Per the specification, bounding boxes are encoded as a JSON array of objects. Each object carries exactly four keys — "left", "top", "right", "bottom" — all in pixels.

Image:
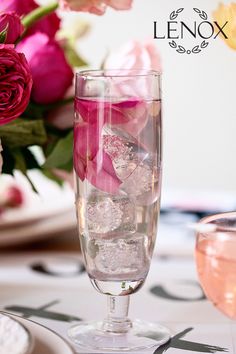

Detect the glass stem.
[{"left": 102, "top": 295, "right": 132, "bottom": 333}]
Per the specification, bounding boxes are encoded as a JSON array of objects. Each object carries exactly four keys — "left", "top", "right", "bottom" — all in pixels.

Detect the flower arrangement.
[
  {"left": 0, "top": 0, "right": 134, "bottom": 192},
  {"left": 0, "top": 0, "right": 161, "bottom": 201}
]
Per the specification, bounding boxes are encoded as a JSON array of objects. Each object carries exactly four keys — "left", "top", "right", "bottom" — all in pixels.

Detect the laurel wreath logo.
[{"left": 168, "top": 8, "right": 209, "bottom": 54}]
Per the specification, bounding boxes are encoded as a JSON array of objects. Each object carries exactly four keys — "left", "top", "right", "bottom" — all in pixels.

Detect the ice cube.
[
  {"left": 103, "top": 126, "right": 159, "bottom": 200},
  {"left": 92, "top": 233, "right": 149, "bottom": 278},
  {"left": 103, "top": 126, "right": 149, "bottom": 181},
  {"left": 121, "top": 160, "right": 159, "bottom": 197},
  {"left": 85, "top": 191, "right": 136, "bottom": 235}
]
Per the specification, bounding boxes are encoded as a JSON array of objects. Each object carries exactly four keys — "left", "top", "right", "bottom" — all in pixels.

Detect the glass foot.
[{"left": 68, "top": 319, "right": 170, "bottom": 352}]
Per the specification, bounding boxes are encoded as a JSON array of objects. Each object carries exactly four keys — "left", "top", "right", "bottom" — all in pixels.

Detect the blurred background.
[
  {"left": 64, "top": 0, "right": 236, "bottom": 193},
  {"left": 1, "top": 0, "right": 236, "bottom": 252}
]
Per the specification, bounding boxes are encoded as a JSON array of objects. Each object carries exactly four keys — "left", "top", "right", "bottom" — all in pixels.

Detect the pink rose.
[
  {"left": 0, "top": 45, "right": 32, "bottom": 126},
  {"left": 26, "top": 11, "right": 60, "bottom": 39},
  {"left": 0, "top": 12, "right": 24, "bottom": 44},
  {"left": 0, "top": 0, "right": 60, "bottom": 38},
  {"left": 60, "top": 0, "right": 132, "bottom": 15},
  {"left": 104, "top": 40, "right": 161, "bottom": 98},
  {"left": 17, "top": 33, "right": 73, "bottom": 104},
  {"left": 104, "top": 40, "right": 161, "bottom": 72}
]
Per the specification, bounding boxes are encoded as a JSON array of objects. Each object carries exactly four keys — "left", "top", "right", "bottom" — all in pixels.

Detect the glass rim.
[
  {"left": 76, "top": 69, "right": 162, "bottom": 78},
  {"left": 198, "top": 211, "right": 236, "bottom": 233}
]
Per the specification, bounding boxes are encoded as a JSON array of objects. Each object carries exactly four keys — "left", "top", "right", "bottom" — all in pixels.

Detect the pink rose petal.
[
  {"left": 113, "top": 97, "right": 140, "bottom": 108},
  {"left": 74, "top": 121, "right": 100, "bottom": 160},
  {"left": 86, "top": 155, "right": 121, "bottom": 194}
]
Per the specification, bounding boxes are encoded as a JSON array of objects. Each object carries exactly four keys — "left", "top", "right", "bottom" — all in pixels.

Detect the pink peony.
[
  {"left": 0, "top": 12, "right": 24, "bottom": 44},
  {"left": 17, "top": 33, "right": 73, "bottom": 104},
  {"left": 104, "top": 40, "right": 161, "bottom": 72},
  {"left": 60, "top": 0, "right": 132, "bottom": 15},
  {"left": 0, "top": 0, "right": 60, "bottom": 38},
  {"left": 0, "top": 45, "right": 32, "bottom": 126}
]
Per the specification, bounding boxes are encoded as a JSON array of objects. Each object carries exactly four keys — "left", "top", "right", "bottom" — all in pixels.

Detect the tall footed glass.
[{"left": 69, "top": 69, "right": 170, "bottom": 351}]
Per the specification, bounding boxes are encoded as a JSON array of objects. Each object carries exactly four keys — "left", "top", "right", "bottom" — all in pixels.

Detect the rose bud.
[
  {"left": 0, "top": 12, "right": 24, "bottom": 44},
  {"left": 0, "top": 0, "right": 60, "bottom": 38},
  {"left": 17, "top": 33, "right": 73, "bottom": 104}
]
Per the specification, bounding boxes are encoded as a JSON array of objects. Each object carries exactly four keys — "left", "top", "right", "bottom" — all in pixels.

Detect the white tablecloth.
[{"left": 0, "top": 252, "right": 234, "bottom": 353}]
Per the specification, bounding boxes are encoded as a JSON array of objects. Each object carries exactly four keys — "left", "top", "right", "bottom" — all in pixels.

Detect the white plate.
[
  {"left": 0, "top": 313, "right": 33, "bottom": 354},
  {"left": 0, "top": 209, "right": 77, "bottom": 247},
  {"left": 0, "top": 173, "right": 75, "bottom": 230},
  {"left": 7, "top": 314, "right": 76, "bottom": 354},
  {"left": 0, "top": 172, "right": 77, "bottom": 246}
]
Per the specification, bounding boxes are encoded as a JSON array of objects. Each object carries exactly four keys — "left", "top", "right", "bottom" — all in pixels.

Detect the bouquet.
[{"left": 0, "top": 0, "right": 161, "bottom": 199}]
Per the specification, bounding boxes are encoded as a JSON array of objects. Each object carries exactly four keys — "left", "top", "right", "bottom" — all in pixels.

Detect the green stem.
[{"left": 22, "top": 2, "right": 59, "bottom": 30}]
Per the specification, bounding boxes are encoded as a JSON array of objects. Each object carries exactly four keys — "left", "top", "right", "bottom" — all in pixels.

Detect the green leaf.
[
  {"left": 0, "top": 118, "right": 47, "bottom": 148},
  {"left": 57, "top": 157, "right": 73, "bottom": 172},
  {"left": 41, "top": 168, "right": 63, "bottom": 186},
  {"left": 1, "top": 145, "right": 39, "bottom": 192},
  {"left": 10, "top": 148, "right": 39, "bottom": 193},
  {"left": 22, "top": 148, "right": 41, "bottom": 170},
  {"left": 1, "top": 146, "right": 15, "bottom": 175},
  {"left": 43, "top": 131, "right": 73, "bottom": 169},
  {"left": 24, "top": 102, "right": 44, "bottom": 119},
  {"left": 12, "top": 149, "right": 27, "bottom": 173},
  {"left": 64, "top": 43, "right": 87, "bottom": 67}
]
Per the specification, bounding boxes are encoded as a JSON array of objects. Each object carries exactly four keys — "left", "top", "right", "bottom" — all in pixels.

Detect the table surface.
[{"left": 0, "top": 245, "right": 235, "bottom": 354}]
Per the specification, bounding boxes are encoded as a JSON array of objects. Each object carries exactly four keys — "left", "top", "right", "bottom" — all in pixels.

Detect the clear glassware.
[
  {"left": 68, "top": 69, "right": 170, "bottom": 351},
  {"left": 195, "top": 211, "right": 236, "bottom": 319}
]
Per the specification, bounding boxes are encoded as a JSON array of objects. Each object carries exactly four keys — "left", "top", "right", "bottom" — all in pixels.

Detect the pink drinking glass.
[
  {"left": 196, "top": 211, "right": 236, "bottom": 319},
  {"left": 68, "top": 69, "right": 170, "bottom": 351}
]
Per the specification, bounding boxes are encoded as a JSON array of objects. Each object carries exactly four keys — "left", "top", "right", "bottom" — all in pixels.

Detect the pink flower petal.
[
  {"left": 74, "top": 156, "right": 86, "bottom": 181},
  {"left": 75, "top": 98, "right": 106, "bottom": 124},
  {"left": 74, "top": 121, "right": 100, "bottom": 160},
  {"left": 74, "top": 121, "right": 102, "bottom": 180},
  {"left": 105, "top": 0, "right": 132, "bottom": 10},
  {"left": 75, "top": 98, "right": 144, "bottom": 127},
  {"left": 113, "top": 97, "right": 141, "bottom": 108},
  {"left": 94, "top": 151, "right": 119, "bottom": 178},
  {"left": 87, "top": 151, "right": 121, "bottom": 194},
  {"left": 113, "top": 100, "right": 148, "bottom": 137}
]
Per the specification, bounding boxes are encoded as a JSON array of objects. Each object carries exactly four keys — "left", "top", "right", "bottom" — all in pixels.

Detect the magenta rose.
[
  {"left": 60, "top": 0, "right": 132, "bottom": 15},
  {"left": 0, "top": 0, "right": 60, "bottom": 38},
  {"left": 0, "top": 12, "right": 24, "bottom": 44},
  {"left": 0, "top": 45, "right": 32, "bottom": 126},
  {"left": 17, "top": 33, "right": 73, "bottom": 104}
]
